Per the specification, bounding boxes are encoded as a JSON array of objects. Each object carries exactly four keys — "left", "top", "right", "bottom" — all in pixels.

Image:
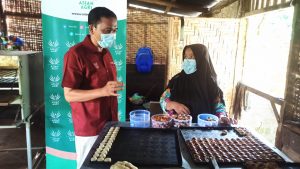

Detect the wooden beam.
[
  {"left": 135, "top": 0, "right": 208, "bottom": 12},
  {"left": 283, "top": 123, "right": 300, "bottom": 135},
  {"left": 128, "top": 6, "right": 177, "bottom": 18},
  {"left": 245, "top": 2, "right": 291, "bottom": 16},
  {"left": 206, "top": 0, "right": 239, "bottom": 16},
  {"left": 166, "top": 0, "right": 176, "bottom": 12},
  {"left": 270, "top": 101, "right": 281, "bottom": 123}
]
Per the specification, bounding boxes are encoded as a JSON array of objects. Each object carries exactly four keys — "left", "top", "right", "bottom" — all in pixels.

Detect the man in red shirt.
[{"left": 62, "top": 7, "right": 123, "bottom": 168}]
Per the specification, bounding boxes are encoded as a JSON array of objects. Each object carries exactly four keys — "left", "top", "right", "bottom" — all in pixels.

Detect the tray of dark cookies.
[
  {"left": 244, "top": 161, "right": 300, "bottom": 169},
  {"left": 180, "top": 127, "right": 285, "bottom": 165}
]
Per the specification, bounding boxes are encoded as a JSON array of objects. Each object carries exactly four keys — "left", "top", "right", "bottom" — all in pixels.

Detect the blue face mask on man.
[
  {"left": 182, "top": 59, "right": 197, "bottom": 74},
  {"left": 98, "top": 33, "right": 116, "bottom": 48}
]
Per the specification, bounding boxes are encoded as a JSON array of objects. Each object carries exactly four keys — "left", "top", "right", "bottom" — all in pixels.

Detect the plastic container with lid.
[
  {"left": 151, "top": 114, "right": 172, "bottom": 128},
  {"left": 172, "top": 114, "right": 192, "bottom": 127},
  {"left": 130, "top": 110, "right": 150, "bottom": 128},
  {"left": 197, "top": 114, "right": 219, "bottom": 127}
]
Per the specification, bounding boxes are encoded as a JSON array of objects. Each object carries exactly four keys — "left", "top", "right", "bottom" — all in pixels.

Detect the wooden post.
[
  {"left": 243, "top": 0, "right": 252, "bottom": 15},
  {"left": 258, "top": 0, "right": 262, "bottom": 9},
  {"left": 266, "top": 0, "right": 271, "bottom": 7},
  {"left": 282, "top": 0, "right": 300, "bottom": 124},
  {"left": 261, "top": 0, "right": 266, "bottom": 8},
  {"left": 251, "top": 0, "right": 256, "bottom": 11},
  {"left": 0, "top": 0, "right": 8, "bottom": 35},
  {"left": 144, "top": 24, "right": 147, "bottom": 46},
  {"left": 252, "top": 0, "right": 255, "bottom": 10},
  {"left": 255, "top": 0, "right": 260, "bottom": 10},
  {"left": 275, "top": 0, "right": 300, "bottom": 155}
]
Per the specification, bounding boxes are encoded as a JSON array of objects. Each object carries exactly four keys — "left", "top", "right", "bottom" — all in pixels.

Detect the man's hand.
[
  {"left": 63, "top": 81, "right": 124, "bottom": 102},
  {"left": 166, "top": 101, "right": 190, "bottom": 114},
  {"left": 102, "top": 81, "right": 124, "bottom": 97}
]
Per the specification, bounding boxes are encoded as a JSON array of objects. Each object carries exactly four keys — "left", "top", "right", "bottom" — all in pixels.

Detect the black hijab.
[{"left": 168, "top": 44, "right": 224, "bottom": 122}]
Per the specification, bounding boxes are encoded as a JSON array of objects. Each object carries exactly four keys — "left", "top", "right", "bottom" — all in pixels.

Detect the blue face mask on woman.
[
  {"left": 98, "top": 33, "right": 116, "bottom": 48},
  {"left": 182, "top": 59, "right": 197, "bottom": 74}
]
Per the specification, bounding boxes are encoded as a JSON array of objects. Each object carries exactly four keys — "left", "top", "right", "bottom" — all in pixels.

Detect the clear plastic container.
[
  {"left": 172, "top": 114, "right": 192, "bottom": 127},
  {"left": 130, "top": 110, "right": 150, "bottom": 128},
  {"left": 151, "top": 114, "right": 172, "bottom": 128},
  {"left": 197, "top": 114, "right": 219, "bottom": 127}
]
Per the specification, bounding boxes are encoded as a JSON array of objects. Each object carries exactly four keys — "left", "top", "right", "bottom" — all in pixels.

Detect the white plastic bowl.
[{"left": 197, "top": 114, "right": 219, "bottom": 127}]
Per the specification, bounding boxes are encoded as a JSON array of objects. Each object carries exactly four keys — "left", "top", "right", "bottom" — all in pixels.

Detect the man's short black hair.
[{"left": 88, "top": 7, "right": 117, "bottom": 27}]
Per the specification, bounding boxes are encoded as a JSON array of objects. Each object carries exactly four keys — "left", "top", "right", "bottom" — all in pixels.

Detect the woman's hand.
[
  {"left": 219, "top": 116, "right": 231, "bottom": 125},
  {"left": 219, "top": 116, "right": 238, "bottom": 125},
  {"left": 166, "top": 101, "right": 190, "bottom": 114}
]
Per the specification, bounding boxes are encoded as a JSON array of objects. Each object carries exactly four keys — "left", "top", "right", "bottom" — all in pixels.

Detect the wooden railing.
[{"left": 239, "top": 83, "right": 285, "bottom": 123}]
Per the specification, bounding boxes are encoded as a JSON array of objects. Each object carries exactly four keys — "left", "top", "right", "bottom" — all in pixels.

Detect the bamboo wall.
[
  {"left": 1, "top": 0, "right": 42, "bottom": 51},
  {"left": 127, "top": 9, "right": 169, "bottom": 64}
]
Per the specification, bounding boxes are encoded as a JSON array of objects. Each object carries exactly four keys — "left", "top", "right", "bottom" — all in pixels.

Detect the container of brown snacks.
[
  {"left": 171, "top": 114, "right": 192, "bottom": 127},
  {"left": 180, "top": 127, "right": 286, "bottom": 166},
  {"left": 151, "top": 114, "right": 173, "bottom": 128}
]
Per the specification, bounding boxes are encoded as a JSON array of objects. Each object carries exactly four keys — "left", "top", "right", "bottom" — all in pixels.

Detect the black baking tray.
[
  {"left": 243, "top": 162, "right": 300, "bottom": 169},
  {"left": 180, "top": 127, "right": 286, "bottom": 166},
  {"left": 82, "top": 126, "right": 182, "bottom": 169}
]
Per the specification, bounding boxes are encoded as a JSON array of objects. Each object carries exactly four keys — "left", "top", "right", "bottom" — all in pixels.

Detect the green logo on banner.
[{"left": 79, "top": 1, "right": 94, "bottom": 10}]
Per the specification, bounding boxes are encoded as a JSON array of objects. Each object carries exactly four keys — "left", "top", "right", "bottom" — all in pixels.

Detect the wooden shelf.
[
  {"left": 0, "top": 69, "right": 18, "bottom": 88},
  {"left": 0, "top": 90, "right": 20, "bottom": 106}
]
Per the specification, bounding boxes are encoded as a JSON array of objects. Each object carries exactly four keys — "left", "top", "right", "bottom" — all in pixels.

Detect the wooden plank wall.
[{"left": 246, "top": 0, "right": 292, "bottom": 16}]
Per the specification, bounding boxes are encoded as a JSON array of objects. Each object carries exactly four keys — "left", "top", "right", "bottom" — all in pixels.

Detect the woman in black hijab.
[{"left": 160, "top": 44, "right": 230, "bottom": 124}]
